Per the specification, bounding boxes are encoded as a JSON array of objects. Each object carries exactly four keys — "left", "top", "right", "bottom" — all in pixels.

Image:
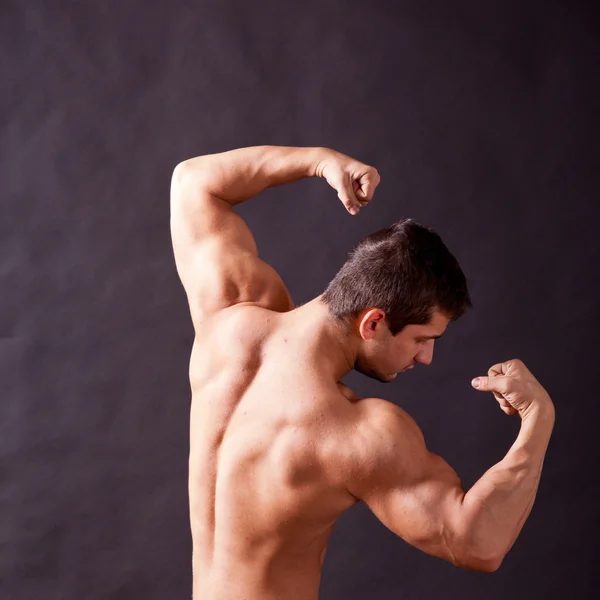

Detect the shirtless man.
[{"left": 169, "top": 145, "right": 556, "bottom": 600}]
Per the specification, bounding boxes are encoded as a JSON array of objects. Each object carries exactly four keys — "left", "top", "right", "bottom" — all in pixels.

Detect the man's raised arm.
[
  {"left": 174, "top": 145, "right": 380, "bottom": 214},
  {"left": 169, "top": 146, "right": 325, "bottom": 320},
  {"left": 169, "top": 146, "right": 379, "bottom": 321},
  {"left": 174, "top": 146, "right": 324, "bottom": 206}
]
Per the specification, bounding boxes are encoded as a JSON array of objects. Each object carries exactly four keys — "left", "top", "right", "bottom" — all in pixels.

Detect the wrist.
[
  {"left": 311, "top": 147, "right": 335, "bottom": 178},
  {"left": 520, "top": 399, "right": 555, "bottom": 424}
]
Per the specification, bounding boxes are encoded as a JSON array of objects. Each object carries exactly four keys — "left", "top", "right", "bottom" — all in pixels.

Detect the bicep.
[
  {"left": 368, "top": 450, "right": 468, "bottom": 566},
  {"left": 169, "top": 165, "right": 294, "bottom": 321},
  {"left": 350, "top": 403, "right": 471, "bottom": 567}
]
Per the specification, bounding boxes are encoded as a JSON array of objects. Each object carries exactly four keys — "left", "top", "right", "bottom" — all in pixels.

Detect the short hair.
[{"left": 320, "top": 218, "right": 472, "bottom": 335}]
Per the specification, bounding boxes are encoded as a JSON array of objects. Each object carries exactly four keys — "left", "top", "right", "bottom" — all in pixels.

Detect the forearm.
[
  {"left": 460, "top": 404, "right": 555, "bottom": 567},
  {"left": 177, "top": 145, "right": 325, "bottom": 205}
]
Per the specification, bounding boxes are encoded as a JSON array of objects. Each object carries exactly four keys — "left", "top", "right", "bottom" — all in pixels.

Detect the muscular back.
[{"left": 188, "top": 305, "right": 361, "bottom": 600}]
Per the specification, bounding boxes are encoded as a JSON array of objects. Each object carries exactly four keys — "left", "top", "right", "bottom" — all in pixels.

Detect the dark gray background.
[{"left": 2, "top": 1, "right": 598, "bottom": 598}]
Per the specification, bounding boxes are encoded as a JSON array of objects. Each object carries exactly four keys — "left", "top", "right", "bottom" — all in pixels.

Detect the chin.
[
  {"left": 369, "top": 372, "right": 395, "bottom": 383},
  {"left": 354, "top": 361, "right": 396, "bottom": 383},
  {"left": 382, "top": 373, "right": 397, "bottom": 383}
]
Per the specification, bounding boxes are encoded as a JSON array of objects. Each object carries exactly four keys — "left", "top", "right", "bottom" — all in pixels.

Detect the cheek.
[
  {"left": 408, "top": 345, "right": 422, "bottom": 362},
  {"left": 394, "top": 345, "right": 412, "bottom": 363}
]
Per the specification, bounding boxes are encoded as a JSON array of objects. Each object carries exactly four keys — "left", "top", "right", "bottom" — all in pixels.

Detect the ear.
[{"left": 359, "top": 309, "right": 385, "bottom": 339}]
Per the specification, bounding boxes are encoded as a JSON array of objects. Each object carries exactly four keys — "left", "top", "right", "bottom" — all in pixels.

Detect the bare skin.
[{"left": 170, "top": 146, "right": 556, "bottom": 599}]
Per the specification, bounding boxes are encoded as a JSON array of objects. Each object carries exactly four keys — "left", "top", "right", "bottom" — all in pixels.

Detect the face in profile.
[{"left": 354, "top": 309, "right": 450, "bottom": 382}]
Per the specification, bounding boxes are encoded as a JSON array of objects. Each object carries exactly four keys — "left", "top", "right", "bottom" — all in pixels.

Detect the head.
[{"left": 320, "top": 218, "right": 472, "bottom": 382}]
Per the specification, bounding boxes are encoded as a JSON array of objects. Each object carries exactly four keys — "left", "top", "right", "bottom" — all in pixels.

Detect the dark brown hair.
[{"left": 320, "top": 218, "right": 472, "bottom": 335}]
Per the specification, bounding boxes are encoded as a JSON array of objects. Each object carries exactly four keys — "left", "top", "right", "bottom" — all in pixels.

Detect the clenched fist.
[
  {"left": 315, "top": 149, "right": 381, "bottom": 215},
  {"left": 472, "top": 359, "right": 554, "bottom": 419}
]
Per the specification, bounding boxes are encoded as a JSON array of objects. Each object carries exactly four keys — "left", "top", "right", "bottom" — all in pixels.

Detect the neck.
[{"left": 292, "top": 295, "right": 359, "bottom": 382}]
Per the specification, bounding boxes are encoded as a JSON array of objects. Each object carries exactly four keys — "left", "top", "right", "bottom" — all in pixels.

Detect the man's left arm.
[
  {"left": 170, "top": 146, "right": 324, "bottom": 325},
  {"left": 169, "top": 145, "right": 379, "bottom": 327}
]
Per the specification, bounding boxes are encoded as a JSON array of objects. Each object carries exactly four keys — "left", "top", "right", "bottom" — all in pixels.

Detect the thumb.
[
  {"left": 339, "top": 177, "right": 360, "bottom": 214},
  {"left": 354, "top": 173, "right": 377, "bottom": 202},
  {"left": 472, "top": 375, "right": 510, "bottom": 394},
  {"left": 355, "top": 185, "right": 369, "bottom": 202},
  {"left": 339, "top": 189, "right": 360, "bottom": 214}
]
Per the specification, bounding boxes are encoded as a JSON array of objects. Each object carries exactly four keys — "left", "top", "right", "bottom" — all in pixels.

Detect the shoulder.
[
  {"left": 197, "top": 302, "right": 280, "bottom": 343},
  {"left": 355, "top": 397, "right": 422, "bottom": 439},
  {"left": 190, "top": 304, "right": 282, "bottom": 382},
  {"left": 343, "top": 397, "right": 426, "bottom": 497}
]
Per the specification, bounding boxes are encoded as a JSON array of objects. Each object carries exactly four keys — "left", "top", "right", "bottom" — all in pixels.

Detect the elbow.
[
  {"left": 453, "top": 543, "right": 504, "bottom": 573},
  {"left": 172, "top": 160, "right": 192, "bottom": 184},
  {"left": 171, "top": 161, "right": 203, "bottom": 199},
  {"left": 171, "top": 159, "right": 215, "bottom": 197},
  {"left": 450, "top": 523, "right": 505, "bottom": 572},
  {"left": 173, "top": 157, "right": 211, "bottom": 180},
  {"left": 170, "top": 162, "right": 187, "bottom": 196},
  {"left": 464, "top": 554, "right": 503, "bottom": 573}
]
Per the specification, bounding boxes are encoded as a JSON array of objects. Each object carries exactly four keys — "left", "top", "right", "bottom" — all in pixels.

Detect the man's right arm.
[
  {"left": 347, "top": 395, "right": 555, "bottom": 572},
  {"left": 456, "top": 402, "right": 555, "bottom": 566}
]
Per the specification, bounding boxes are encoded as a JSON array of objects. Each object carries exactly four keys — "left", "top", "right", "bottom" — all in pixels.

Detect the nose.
[{"left": 415, "top": 342, "right": 434, "bottom": 366}]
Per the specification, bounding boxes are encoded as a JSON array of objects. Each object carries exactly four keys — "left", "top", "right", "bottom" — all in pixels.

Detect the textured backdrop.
[{"left": 1, "top": 1, "right": 599, "bottom": 599}]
